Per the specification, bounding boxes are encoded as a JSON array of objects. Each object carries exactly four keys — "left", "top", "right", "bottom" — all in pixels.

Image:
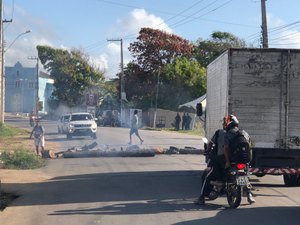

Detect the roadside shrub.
[
  {"left": 0, "top": 122, "right": 28, "bottom": 137},
  {"left": 0, "top": 122, "right": 16, "bottom": 136},
  {"left": 0, "top": 149, "right": 45, "bottom": 169}
]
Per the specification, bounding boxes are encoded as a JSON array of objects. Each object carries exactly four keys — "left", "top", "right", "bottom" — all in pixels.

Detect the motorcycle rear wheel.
[{"left": 226, "top": 184, "right": 241, "bottom": 209}]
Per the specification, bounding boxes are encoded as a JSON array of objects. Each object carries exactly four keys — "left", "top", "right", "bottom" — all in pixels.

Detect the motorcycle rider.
[
  {"left": 223, "top": 114, "right": 256, "bottom": 204},
  {"left": 195, "top": 118, "right": 227, "bottom": 205},
  {"left": 29, "top": 110, "right": 36, "bottom": 126}
]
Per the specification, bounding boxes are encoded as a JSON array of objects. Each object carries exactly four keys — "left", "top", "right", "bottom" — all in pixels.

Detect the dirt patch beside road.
[{"left": 0, "top": 131, "right": 61, "bottom": 210}]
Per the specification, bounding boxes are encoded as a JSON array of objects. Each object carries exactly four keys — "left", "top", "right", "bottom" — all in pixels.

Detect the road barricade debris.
[{"left": 48, "top": 142, "right": 204, "bottom": 159}]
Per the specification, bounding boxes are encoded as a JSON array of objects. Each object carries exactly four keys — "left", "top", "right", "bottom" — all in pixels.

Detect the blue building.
[{"left": 5, "top": 62, "right": 54, "bottom": 114}]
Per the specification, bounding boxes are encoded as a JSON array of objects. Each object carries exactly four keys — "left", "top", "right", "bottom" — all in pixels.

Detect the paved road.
[
  {"left": 1, "top": 117, "right": 299, "bottom": 225},
  {"left": 5, "top": 116, "right": 203, "bottom": 151}
]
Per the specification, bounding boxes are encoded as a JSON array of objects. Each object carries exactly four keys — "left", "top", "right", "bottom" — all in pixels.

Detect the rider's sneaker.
[
  {"left": 247, "top": 192, "right": 256, "bottom": 204},
  {"left": 194, "top": 196, "right": 205, "bottom": 205}
]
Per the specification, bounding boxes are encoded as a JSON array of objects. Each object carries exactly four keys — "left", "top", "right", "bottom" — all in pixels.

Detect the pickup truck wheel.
[{"left": 283, "top": 174, "right": 300, "bottom": 186}]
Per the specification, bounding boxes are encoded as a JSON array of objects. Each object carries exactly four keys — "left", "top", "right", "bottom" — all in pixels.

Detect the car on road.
[
  {"left": 66, "top": 112, "right": 98, "bottom": 139},
  {"left": 57, "top": 114, "right": 71, "bottom": 134},
  {"left": 97, "top": 110, "right": 120, "bottom": 127}
]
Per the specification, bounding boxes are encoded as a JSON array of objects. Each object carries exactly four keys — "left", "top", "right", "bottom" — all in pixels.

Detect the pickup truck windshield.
[{"left": 71, "top": 114, "right": 92, "bottom": 121}]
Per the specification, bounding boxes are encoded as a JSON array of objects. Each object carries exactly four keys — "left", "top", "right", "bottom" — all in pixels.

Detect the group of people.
[
  {"left": 195, "top": 114, "right": 256, "bottom": 205},
  {"left": 28, "top": 111, "right": 255, "bottom": 206},
  {"left": 175, "top": 112, "right": 192, "bottom": 131},
  {"left": 29, "top": 109, "right": 144, "bottom": 156}
]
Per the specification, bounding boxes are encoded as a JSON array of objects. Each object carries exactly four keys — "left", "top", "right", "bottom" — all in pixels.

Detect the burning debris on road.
[{"left": 42, "top": 142, "right": 203, "bottom": 159}]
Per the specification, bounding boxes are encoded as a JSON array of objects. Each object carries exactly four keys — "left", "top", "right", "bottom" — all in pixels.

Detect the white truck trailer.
[{"left": 205, "top": 48, "right": 300, "bottom": 186}]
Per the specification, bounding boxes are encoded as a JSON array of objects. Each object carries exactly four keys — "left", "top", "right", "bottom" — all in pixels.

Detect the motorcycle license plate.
[{"left": 236, "top": 176, "right": 248, "bottom": 185}]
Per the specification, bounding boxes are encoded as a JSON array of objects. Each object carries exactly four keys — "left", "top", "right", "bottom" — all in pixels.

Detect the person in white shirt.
[{"left": 129, "top": 110, "right": 144, "bottom": 145}]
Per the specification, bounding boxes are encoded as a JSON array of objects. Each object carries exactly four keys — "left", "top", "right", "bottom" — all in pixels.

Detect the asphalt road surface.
[{"left": 1, "top": 116, "right": 299, "bottom": 225}]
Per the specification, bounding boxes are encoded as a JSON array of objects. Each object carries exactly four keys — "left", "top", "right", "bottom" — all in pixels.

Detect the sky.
[{"left": 3, "top": 0, "right": 300, "bottom": 79}]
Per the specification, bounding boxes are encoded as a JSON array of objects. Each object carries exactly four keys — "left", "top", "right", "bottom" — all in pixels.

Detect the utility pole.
[
  {"left": 261, "top": 0, "right": 268, "bottom": 48},
  {"left": 0, "top": 0, "right": 3, "bottom": 123},
  {"left": 0, "top": 0, "right": 13, "bottom": 123},
  {"left": 107, "top": 38, "right": 125, "bottom": 127},
  {"left": 153, "top": 70, "right": 160, "bottom": 128},
  {"left": 28, "top": 56, "right": 39, "bottom": 116}
]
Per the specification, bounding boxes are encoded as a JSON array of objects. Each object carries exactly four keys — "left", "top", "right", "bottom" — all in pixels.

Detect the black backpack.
[{"left": 230, "top": 129, "right": 252, "bottom": 163}]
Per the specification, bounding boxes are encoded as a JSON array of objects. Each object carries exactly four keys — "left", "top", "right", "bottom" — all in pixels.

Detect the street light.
[
  {"left": 0, "top": 29, "right": 32, "bottom": 122},
  {"left": 4, "top": 29, "right": 31, "bottom": 52}
]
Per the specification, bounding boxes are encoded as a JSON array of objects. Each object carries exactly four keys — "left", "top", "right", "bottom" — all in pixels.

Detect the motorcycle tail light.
[{"left": 236, "top": 163, "right": 246, "bottom": 170}]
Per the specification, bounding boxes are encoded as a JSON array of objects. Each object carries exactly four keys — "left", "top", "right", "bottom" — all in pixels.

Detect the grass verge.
[
  {"left": 144, "top": 122, "right": 205, "bottom": 136},
  {"left": 0, "top": 122, "right": 45, "bottom": 169}
]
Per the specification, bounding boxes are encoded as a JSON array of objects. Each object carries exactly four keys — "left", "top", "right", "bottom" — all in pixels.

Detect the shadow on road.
[
  {"left": 2, "top": 169, "right": 299, "bottom": 224},
  {"left": 3, "top": 170, "right": 202, "bottom": 208},
  {"left": 172, "top": 206, "right": 300, "bottom": 225}
]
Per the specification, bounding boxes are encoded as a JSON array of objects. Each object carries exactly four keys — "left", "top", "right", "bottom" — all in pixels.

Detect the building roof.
[{"left": 178, "top": 94, "right": 206, "bottom": 110}]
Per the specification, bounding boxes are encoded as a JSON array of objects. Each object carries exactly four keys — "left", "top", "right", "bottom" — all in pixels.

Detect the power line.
[
  {"left": 269, "top": 30, "right": 300, "bottom": 41},
  {"left": 164, "top": 0, "right": 234, "bottom": 30},
  {"left": 84, "top": 0, "right": 252, "bottom": 53},
  {"left": 245, "top": 20, "right": 300, "bottom": 44},
  {"left": 85, "top": 0, "right": 208, "bottom": 54},
  {"left": 168, "top": 0, "right": 221, "bottom": 28}
]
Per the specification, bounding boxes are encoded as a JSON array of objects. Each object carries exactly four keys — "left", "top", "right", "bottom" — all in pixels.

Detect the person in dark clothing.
[
  {"left": 175, "top": 113, "right": 181, "bottom": 131},
  {"left": 195, "top": 118, "right": 226, "bottom": 205},
  {"left": 223, "top": 114, "right": 256, "bottom": 204},
  {"left": 185, "top": 113, "right": 192, "bottom": 130},
  {"left": 182, "top": 113, "right": 187, "bottom": 130}
]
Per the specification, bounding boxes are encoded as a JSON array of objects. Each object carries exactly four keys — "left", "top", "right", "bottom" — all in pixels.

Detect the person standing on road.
[
  {"left": 129, "top": 110, "right": 144, "bottom": 145},
  {"left": 182, "top": 113, "right": 187, "bottom": 130},
  {"left": 30, "top": 120, "right": 45, "bottom": 156},
  {"left": 175, "top": 112, "right": 181, "bottom": 131}
]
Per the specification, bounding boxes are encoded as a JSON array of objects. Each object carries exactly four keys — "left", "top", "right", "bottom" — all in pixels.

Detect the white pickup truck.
[{"left": 66, "top": 112, "right": 98, "bottom": 139}]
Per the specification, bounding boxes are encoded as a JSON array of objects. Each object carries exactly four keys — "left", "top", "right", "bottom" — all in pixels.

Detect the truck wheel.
[
  {"left": 92, "top": 133, "right": 97, "bottom": 139},
  {"left": 255, "top": 174, "right": 265, "bottom": 178},
  {"left": 283, "top": 174, "right": 300, "bottom": 186}
]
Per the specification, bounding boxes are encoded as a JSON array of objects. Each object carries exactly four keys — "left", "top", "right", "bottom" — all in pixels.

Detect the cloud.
[
  {"left": 4, "top": 5, "right": 172, "bottom": 79},
  {"left": 4, "top": 5, "right": 56, "bottom": 68},
  {"left": 102, "top": 9, "right": 172, "bottom": 79},
  {"left": 115, "top": 8, "right": 172, "bottom": 35},
  {"left": 5, "top": 35, "right": 53, "bottom": 67}
]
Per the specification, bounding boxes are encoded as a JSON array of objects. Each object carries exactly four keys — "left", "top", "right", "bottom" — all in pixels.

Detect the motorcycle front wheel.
[{"left": 226, "top": 184, "right": 241, "bottom": 209}]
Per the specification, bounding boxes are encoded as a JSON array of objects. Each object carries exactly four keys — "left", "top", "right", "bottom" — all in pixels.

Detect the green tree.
[
  {"left": 160, "top": 57, "right": 206, "bottom": 110},
  {"left": 96, "top": 79, "right": 120, "bottom": 114},
  {"left": 194, "top": 31, "right": 246, "bottom": 67},
  {"left": 122, "top": 62, "right": 155, "bottom": 109},
  {"left": 126, "top": 28, "right": 195, "bottom": 109},
  {"left": 37, "top": 45, "right": 105, "bottom": 107}
]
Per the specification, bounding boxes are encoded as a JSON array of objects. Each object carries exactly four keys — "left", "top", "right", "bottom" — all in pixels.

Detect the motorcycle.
[
  {"left": 29, "top": 115, "right": 36, "bottom": 127},
  {"left": 202, "top": 137, "right": 252, "bottom": 209},
  {"left": 208, "top": 162, "right": 251, "bottom": 208}
]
